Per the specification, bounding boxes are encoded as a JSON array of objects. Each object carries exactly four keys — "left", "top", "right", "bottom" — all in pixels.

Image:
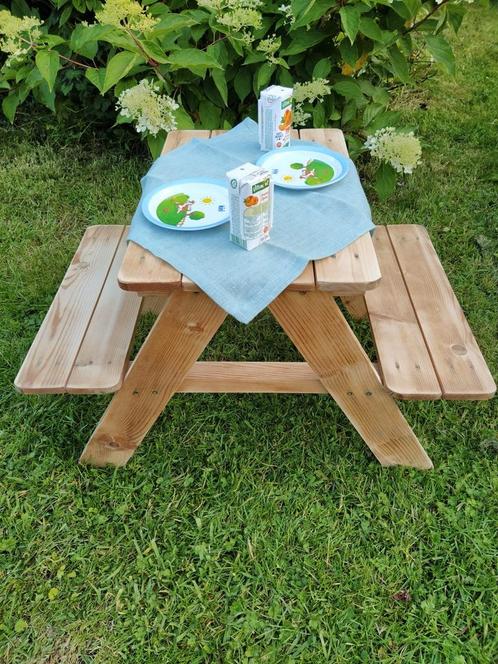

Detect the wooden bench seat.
[
  {"left": 364, "top": 225, "right": 495, "bottom": 401},
  {"left": 15, "top": 225, "right": 142, "bottom": 394}
]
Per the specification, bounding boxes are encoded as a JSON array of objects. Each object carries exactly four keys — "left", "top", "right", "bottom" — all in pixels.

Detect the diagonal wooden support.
[
  {"left": 269, "top": 290, "right": 433, "bottom": 469},
  {"left": 79, "top": 290, "right": 226, "bottom": 466}
]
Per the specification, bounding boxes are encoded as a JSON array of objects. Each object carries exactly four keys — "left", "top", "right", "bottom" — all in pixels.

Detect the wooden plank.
[
  {"left": 287, "top": 262, "right": 315, "bottom": 291},
  {"left": 140, "top": 295, "right": 168, "bottom": 315},
  {"left": 365, "top": 226, "right": 441, "bottom": 400},
  {"left": 341, "top": 295, "right": 368, "bottom": 320},
  {"left": 118, "top": 242, "right": 182, "bottom": 292},
  {"left": 15, "top": 226, "right": 124, "bottom": 394},
  {"left": 66, "top": 229, "right": 142, "bottom": 394},
  {"left": 388, "top": 225, "right": 496, "bottom": 400},
  {"left": 299, "top": 128, "right": 381, "bottom": 295},
  {"left": 269, "top": 291, "right": 433, "bottom": 469},
  {"left": 178, "top": 361, "right": 379, "bottom": 392},
  {"left": 79, "top": 290, "right": 226, "bottom": 467},
  {"left": 179, "top": 361, "right": 327, "bottom": 393},
  {"left": 161, "top": 129, "right": 211, "bottom": 154},
  {"left": 314, "top": 232, "right": 381, "bottom": 295}
]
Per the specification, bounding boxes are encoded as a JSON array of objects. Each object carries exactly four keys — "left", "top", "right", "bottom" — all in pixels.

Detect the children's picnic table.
[{"left": 15, "top": 129, "right": 496, "bottom": 468}]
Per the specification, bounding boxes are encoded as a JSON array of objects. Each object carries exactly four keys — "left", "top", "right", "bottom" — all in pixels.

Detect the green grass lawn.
[{"left": 0, "top": 8, "right": 497, "bottom": 663}]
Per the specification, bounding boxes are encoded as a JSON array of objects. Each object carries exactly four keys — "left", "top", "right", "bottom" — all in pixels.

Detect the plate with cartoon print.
[
  {"left": 141, "top": 178, "right": 229, "bottom": 231},
  {"left": 256, "top": 145, "right": 350, "bottom": 190}
]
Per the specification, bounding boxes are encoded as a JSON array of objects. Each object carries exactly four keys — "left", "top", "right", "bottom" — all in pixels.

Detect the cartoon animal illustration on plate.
[
  {"left": 290, "top": 159, "right": 335, "bottom": 186},
  {"left": 156, "top": 193, "right": 206, "bottom": 226}
]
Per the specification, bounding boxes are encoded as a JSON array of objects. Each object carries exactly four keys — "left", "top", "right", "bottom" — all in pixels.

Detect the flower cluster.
[
  {"left": 364, "top": 127, "right": 422, "bottom": 174},
  {"left": 198, "top": 0, "right": 263, "bottom": 43},
  {"left": 0, "top": 10, "right": 42, "bottom": 64},
  {"left": 116, "top": 80, "right": 179, "bottom": 135},
  {"left": 257, "top": 35, "right": 281, "bottom": 64},
  {"left": 96, "top": 0, "right": 158, "bottom": 33},
  {"left": 278, "top": 4, "right": 294, "bottom": 25},
  {"left": 293, "top": 78, "right": 331, "bottom": 104},
  {"left": 292, "top": 78, "right": 331, "bottom": 126}
]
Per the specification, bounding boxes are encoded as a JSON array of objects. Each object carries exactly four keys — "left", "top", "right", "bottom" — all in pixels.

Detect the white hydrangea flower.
[
  {"left": 0, "top": 10, "right": 42, "bottom": 64},
  {"left": 293, "top": 78, "right": 331, "bottom": 104},
  {"left": 293, "top": 106, "right": 311, "bottom": 127},
  {"left": 257, "top": 34, "right": 281, "bottom": 64},
  {"left": 96, "top": 0, "right": 158, "bottom": 33},
  {"left": 365, "top": 127, "right": 422, "bottom": 174},
  {"left": 278, "top": 4, "right": 294, "bottom": 24},
  {"left": 116, "top": 80, "right": 179, "bottom": 135},
  {"left": 291, "top": 79, "right": 331, "bottom": 127},
  {"left": 198, "top": 0, "right": 263, "bottom": 37}
]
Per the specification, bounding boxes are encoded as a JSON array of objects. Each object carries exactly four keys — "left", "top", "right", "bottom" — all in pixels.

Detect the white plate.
[
  {"left": 256, "top": 145, "right": 350, "bottom": 189},
  {"left": 141, "top": 178, "right": 229, "bottom": 231}
]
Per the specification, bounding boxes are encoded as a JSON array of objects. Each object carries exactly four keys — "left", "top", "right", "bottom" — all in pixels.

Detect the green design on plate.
[
  {"left": 156, "top": 193, "right": 206, "bottom": 227},
  {"left": 290, "top": 159, "right": 335, "bottom": 186}
]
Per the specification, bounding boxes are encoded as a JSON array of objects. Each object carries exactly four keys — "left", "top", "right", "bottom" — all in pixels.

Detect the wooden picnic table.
[{"left": 15, "top": 128, "right": 496, "bottom": 469}]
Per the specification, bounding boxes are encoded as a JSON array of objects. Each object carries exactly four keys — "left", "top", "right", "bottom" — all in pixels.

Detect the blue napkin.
[{"left": 128, "top": 118, "right": 374, "bottom": 323}]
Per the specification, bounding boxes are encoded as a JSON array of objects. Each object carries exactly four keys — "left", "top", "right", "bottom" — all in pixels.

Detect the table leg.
[
  {"left": 79, "top": 290, "right": 226, "bottom": 467},
  {"left": 341, "top": 295, "right": 368, "bottom": 320},
  {"left": 269, "top": 291, "right": 433, "bottom": 469}
]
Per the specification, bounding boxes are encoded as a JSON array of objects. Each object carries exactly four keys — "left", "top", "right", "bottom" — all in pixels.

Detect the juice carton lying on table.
[
  {"left": 226, "top": 163, "right": 273, "bottom": 251},
  {"left": 258, "top": 85, "right": 293, "bottom": 151}
]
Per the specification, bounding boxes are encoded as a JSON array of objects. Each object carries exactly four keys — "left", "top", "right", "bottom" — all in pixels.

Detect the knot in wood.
[{"left": 451, "top": 344, "right": 467, "bottom": 356}]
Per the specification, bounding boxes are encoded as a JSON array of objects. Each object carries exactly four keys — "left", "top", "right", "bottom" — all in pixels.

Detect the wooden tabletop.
[{"left": 118, "top": 128, "right": 381, "bottom": 297}]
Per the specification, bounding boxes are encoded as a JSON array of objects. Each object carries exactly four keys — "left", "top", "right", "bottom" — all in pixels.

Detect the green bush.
[{"left": 0, "top": 0, "right": 478, "bottom": 196}]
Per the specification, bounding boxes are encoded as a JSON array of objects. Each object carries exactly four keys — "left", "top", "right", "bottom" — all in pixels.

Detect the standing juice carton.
[
  {"left": 226, "top": 163, "right": 273, "bottom": 251},
  {"left": 258, "top": 85, "right": 293, "bottom": 151}
]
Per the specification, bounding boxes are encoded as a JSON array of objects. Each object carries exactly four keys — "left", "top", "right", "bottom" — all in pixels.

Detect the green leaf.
[
  {"left": 333, "top": 80, "right": 363, "bottom": 101},
  {"left": 402, "top": 0, "right": 421, "bottom": 19},
  {"left": 147, "top": 131, "right": 166, "bottom": 159},
  {"left": 425, "top": 34, "right": 455, "bottom": 75},
  {"left": 367, "top": 109, "right": 401, "bottom": 131},
  {"left": 174, "top": 107, "right": 195, "bottom": 130},
  {"left": 359, "top": 17, "right": 384, "bottom": 42},
  {"left": 152, "top": 14, "right": 196, "bottom": 38},
  {"left": 85, "top": 68, "right": 107, "bottom": 94},
  {"left": 70, "top": 24, "right": 114, "bottom": 52},
  {"left": 313, "top": 58, "right": 331, "bottom": 79},
  {"left": 140, "top": 40, "right": 169, "bottom": 64},
  {"left": 291, "top": 0, "right": 336, "bottom": 30},
  {"left": 234, "top": 68, "right": 251, "bottom": 102},
  {"left": 59, "top": 4, "right": 72, "bottom": 27},
  {"left": 281, "top": 29, "right": 326, "bottom": 56},
  {"left": 212, "top": 69, "right": 228, "bottom": 106},
  {"left": 374, "top": 162, "right": 396, "bottom": 200},
  {"left": 312, "top": 103, "right": 325, "bottom": 127},
  {"left": 167, "top": 49, "right": 223, "bottom": 71},
  {"left": 199, "top": 100, "right": 221, "bottom": 129},
  {"left": 42, "top": 35, "right": 66, "bottom": 48},
  {"left": 339, "top": 39, "right": 359, "bottom": 67},
  {"left": 102, "top": 52, "right": 143, "bottom": 94},
  {"left": 35, "top": 50, "right": 60, "bottom": 92},
  {"left": 447, "top": 4, "right": 466, "bottom": 33},
  {"left": 254, "top": 63, "right": 275, "bottom": 94},
  {"left": 2, "top": 92, "right": 19, "bottom": 123},
  {"left": 33, "top": 81, "right": 56, "bottom": 112},
  {"left": 388, "top": 44, "right": 411, "bottom": 83},
  {"left": 339, "top": 6, "right": 360, "bottom": 44}
]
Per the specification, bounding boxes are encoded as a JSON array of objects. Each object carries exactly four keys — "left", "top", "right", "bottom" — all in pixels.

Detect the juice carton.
[
  {"left": 226, "top": 163, "right": 273, "bottom": 251},
  {"left": 258, "top": 85, "right": 293, "bottom": 151}
]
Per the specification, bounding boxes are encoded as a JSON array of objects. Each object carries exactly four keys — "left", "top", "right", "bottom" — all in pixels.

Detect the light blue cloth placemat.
[{"left": 129, "top": 118, "right": 374, "bottom": 323}]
